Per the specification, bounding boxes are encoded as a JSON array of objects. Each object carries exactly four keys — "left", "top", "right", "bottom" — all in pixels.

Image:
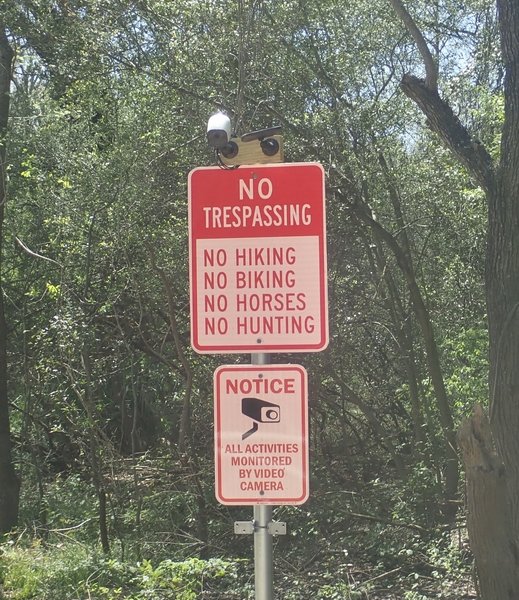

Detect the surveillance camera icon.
[{"left": 241, "top": 397, "right": 280, "bottom": 440}]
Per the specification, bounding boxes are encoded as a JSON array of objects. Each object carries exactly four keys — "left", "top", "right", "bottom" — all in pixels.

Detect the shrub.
[{"left": 0, "top": 542, "right": 243, "bottom": 600}]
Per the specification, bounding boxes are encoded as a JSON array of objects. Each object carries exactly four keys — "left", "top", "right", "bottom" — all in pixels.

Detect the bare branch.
[
  {"left": 388, "top": 1, "right": 496, "bottom": 193},
  {"left": 147, "top": 245, "right": 193, "bottom": 454},
  {"left": 388, "top": 0, "right": 438, "bottom": 89},
  {"left": 15, "top": 236, "right": 62, "bottom": 267},
  {"left": 400, "top": 74, "right": 495, "bottom": 194}
]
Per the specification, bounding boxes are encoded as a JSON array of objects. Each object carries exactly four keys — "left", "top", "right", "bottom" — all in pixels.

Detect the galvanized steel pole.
[{"left": 252, "top": 352, "right": 273, "bottom": 600}]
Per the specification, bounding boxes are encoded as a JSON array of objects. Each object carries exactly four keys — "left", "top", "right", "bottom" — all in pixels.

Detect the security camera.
[
  {"left": 240, "top": 126, "right": 282, "bottom": 158},
  {"left": 242, "top": 397, "right": 281, "bottom": 423},
  {"left": 207, "top": 112, "right": 232, "bottom": 148}
]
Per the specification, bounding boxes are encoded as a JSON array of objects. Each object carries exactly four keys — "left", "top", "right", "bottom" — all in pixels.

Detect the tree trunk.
[
  {"left": 391, "top": 0, "right": 519, "bottom": 595},
  {"left": 489, "top": 0, "right": 519, "bottom": 534},
  {"left": 80, "top": 347, "right": 110, "bottom": 554},
  {"left": 458, "top": 406, "right": 519, "bottom": 598},
  {"left": 0, "top": 24, "right": 20, "bottom": 535}
]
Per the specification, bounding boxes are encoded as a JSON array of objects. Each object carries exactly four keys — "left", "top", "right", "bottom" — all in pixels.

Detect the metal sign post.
[
  {"left": 252, "top": 352, "right": 273, "bottom": 600},
  {"left": 189, "top": 122, "right": 327, "bottom": 599},
  {"left": 214, "top": 360, "right": 308, "bottom": 599},
  {"left": 254, "top": 503, "right": 273, "bottom": 600}
]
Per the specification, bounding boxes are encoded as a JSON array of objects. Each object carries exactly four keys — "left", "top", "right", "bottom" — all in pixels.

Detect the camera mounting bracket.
[{"left": 234, "top": 521, "right": 287, "bottom": 536}]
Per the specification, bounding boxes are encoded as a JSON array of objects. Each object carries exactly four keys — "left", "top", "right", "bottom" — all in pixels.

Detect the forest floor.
[{"left": 0, "top": 544, "right": 478, "bottom": 600}]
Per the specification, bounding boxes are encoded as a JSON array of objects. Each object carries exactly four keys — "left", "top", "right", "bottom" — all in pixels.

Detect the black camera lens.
[{"left": 265, "top": 409, "right": 279, "bottom": 421}]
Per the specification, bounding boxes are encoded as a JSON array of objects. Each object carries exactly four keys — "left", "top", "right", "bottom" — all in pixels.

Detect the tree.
[
  {"left": 0, "top": 1, "right": 498, "bottom": 593},
  {"left": 389, "top": 0, "right": 519, "bottom": 596},
  {"left": 0, "top": 23, "right": 20, "bottom": 534}
]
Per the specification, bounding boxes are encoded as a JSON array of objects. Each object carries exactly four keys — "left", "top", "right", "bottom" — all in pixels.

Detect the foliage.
[
  {"left": 0, "top": 543, "right": 243, "bottom": 600},
  {"left": 0, "top": 531, "right": 473, "bottom": 599},
  {"left": 0, "top": 0, "right": 501, "bottom": 597}
]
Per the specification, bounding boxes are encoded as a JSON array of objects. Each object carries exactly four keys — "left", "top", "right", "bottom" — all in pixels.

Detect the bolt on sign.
[
  {"left": 214, "top": 364, "right": 309, "bottom": 505},
  {"left": 188, "top": 163, "right": 328, "bottom": 354}
]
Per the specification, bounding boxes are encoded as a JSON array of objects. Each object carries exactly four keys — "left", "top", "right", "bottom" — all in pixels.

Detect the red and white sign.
[
  {"left": 188, "top": 163, "right": 328, "bottom": 354},
  {"left": 214, "top": 364, "right": 309, "bottom": 505}
]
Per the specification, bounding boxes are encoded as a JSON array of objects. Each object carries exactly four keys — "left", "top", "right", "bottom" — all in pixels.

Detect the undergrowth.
[{"left": 0, "top": 543, "right": 244, "bottom": 600}]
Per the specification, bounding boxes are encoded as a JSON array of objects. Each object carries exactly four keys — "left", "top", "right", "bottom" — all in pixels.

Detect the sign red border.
[
  {"left": 214, "top": 364, "right": 309, "bottom": 505},
  {"left": 188, "top": 163, "right": 328, "bottom": 354}
]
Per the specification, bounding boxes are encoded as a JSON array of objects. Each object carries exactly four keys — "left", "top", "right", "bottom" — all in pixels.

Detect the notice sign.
[
  {"left": 214, "top": 364, "right": 309, "bottom": 505},
  {"left": 188, "top": 163, "right": 328, "bottom": 353}
]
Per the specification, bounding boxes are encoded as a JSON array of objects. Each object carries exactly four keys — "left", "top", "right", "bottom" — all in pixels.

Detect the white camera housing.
[{"left": 207, "top": 112, "right": 232, "bottom": 148}]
